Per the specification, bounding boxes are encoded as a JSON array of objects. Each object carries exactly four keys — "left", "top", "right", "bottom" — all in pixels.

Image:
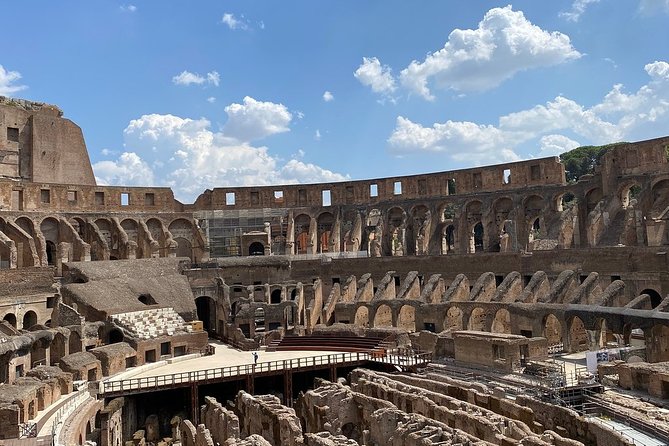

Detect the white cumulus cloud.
[
  {"left": 388, "top": 60, "right": 669, "bottom": 163},
  {"left": 559, "top": 0, "right": 600, "bottom": 22},
  {"left": 172, "top": 70, "right": 220, "bottom": 87},
  {"left": 354, "top": 57, "right": 397, "bottom": 99},
  {"left": 93, "top": 97, "right": 347, "bottom": 202},
  {"left": 0, "top": 65, "right": 27, "bottom": 96},
  {"left": 221, "top": 13, "right": 249, "bottom": 30},
  {"left": 322, "top": 91, "right": 334, "bottom": 102},
  {"left": 639, "top": 0, "right": 669, "bottom": 14},
  {"left": 222, "top": 96, "right": 292, "bottom": 142},
  {"left": 399, "top": 6, "right": 581, "bottom": 100},
  {"left": 120, "top": 4, "right": 137, "bottom": 13}
]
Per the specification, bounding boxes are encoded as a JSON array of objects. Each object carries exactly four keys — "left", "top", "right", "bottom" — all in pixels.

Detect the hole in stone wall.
[
  {"left": 138, "top": 294, "right": 156, "bottom": 305},
  {"left": 370, "top": 184, "right": 378, "bottom": 197},
  {"left": 393, "top": 181, "right": 402, "bottom": 195},
  {"left": 226, "top": 192, "right": 236, "bottom": 206},
  {"left": 121, "top": 193, "right": 129, "bottom": 206}
]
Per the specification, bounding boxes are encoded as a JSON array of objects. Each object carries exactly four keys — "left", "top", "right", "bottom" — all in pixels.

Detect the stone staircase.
[{"left": 111, "top": 307, "right": 192, "bottom": 340}]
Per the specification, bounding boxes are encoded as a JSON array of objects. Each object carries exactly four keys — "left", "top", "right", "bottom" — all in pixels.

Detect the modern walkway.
[{"left": 99, "top": 341, "right": 430, "bottom": 397}]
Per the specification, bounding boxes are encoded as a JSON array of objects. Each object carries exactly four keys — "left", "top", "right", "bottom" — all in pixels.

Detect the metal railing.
[{"left": 100, "top": 349, "right": 430, "bottom": 395}]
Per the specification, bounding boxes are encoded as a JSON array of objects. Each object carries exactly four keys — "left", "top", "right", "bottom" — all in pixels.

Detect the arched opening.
[
  {"left": 22, "top": 311, "right": 37, "bottom": 330},
  {"left": 568, "top": 316, "right": 589, "bottom": 353},
  {"left": 596, "top": 318, "right": 615, "bottom": 349},
  {"left": 491, "top": 309, "right": 511, "bottom": 334},
  {"left": 317, "top": 212, "right": 335, "bottom": 253},
  {"left": 388, "top": 207, "right": 406, "bottom": 256},
  {"left": 138, "top": 294, "right": 156, "bottom": 305},
  {"left": 442, "top": 224, "right": 456, "bottom": 255},
  {"left": 50, "top": 332, "right": 66, "bottom": 365},
  {"left": 270, "top": 289, "right": 282, "bottom": 304},
  {"left": 529, "top": 217, "right": 541, "bottom": 244},
  {"left": 294, "top": 214, "right": 311, "bottom": 254},
  {"left": 641, "top": 288, "right": 663, "bottom": 309},
  {"left": 3, "top": 313, "right": 17, "bottom": 328},
  {"left": 30, "top": 341, "right": 47, "bottom": 367},
  {"left": 473, "top": 222, "right": 484, "bottom": 253},
  {"left": 621, "top": 183, "right": 642, "bottom": 209},
  {"left": 586, "top": 188, "right": 603, "bottom": 213},
  {"left": 108, "top": 329, "right": 124, "bottom": 344},
  {"left": 467, "top": 307, "right": 488, "bottom": 331},
  {"left": 622, "top": 324, "right": 646, "bottom": 349},
  {"left": 373, "top": 304, "right": 393, "bottom": 328},
  {"left": 290, "top": 289, "right": 298, "bottom": 300},
  {"left": 444, "top": 307, "right": 463, "bottom": 331},
  {"left": 174, "top": 237, "right": 193, "bottom": 261},
  {"left": 354, "top": 306, "right": 369, "bottom": 327},
  {"left": 195, "top": 296, "right": 217, "bottom": 332},
  {"left": 248, "top": 242, "right": 265, "bottom": 256},
  {"left": 69, "top": 331, "right": 82, "bottom": 353},
  {"left": 397, "top": 305, "right": 416, "bottom": 332},
  {"left": 543, "top": 314, "right": 563, "bottom": 350},
  {"left": 45, "top": 240, "right": 57, "bottom": 266},
  {"left": 409, "top": 205, "right": 430, "bottom": 256}
]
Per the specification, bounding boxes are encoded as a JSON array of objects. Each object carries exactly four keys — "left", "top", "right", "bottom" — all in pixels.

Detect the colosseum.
[{"left": 2, "top": 95, "right": 669, "bottom": 445}]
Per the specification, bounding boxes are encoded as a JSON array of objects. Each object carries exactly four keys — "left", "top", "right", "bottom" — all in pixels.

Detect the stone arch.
[
  {"left": 14, "top": 216, "right": 36, "bottom": 236},
  {"left": 467, "top": 307, "right": 488, "bottom": 331},
  {"left": 50, "top": 332, "right": 67, "bottom": 365},
  {"left": 294, "top": 214, "right": 311, "bottom": 255},
  {"left": 30, "top": 339, "right": 47, "bottom": 367},
  {"left": 397, "top": 305, "right": 416, "bottom": 332},
  {"left": 173, "top": 237, "right": 192, "bottom": 260},
  {"left": 568, "top": 316, "right": 589, "bottom": 352},
  {"left": 40, "top": 217, "right": 60, "bottom": 265},
  {"left": 168, "top": 219, "right": 194, "bottom": 259},
  {"left": 543, "top": 314, "right": 563, "bottom": 347},
  {"left": 3, "top": 313, "right": 17, "bottom": 328},
  {"left": 196, "top": 296, "right": 217, "bottom": 332},
  {"left": 23, "top": 311, "right": 37, "bottom": 330},
  {"left": 641, "top": 288, "right": 663, "bottom": 309},
  {"left": 585, "top": 187, "right": 603, "bottom": 213},
  {"left": 652, "top": 178, "right": 669, "bottom": 207},
  {"left": 120, "top": 218, "right": 139, "bottom": 245},
  {"left": 108, "top": 328, "right": 124, "bottom": 344},
  {"left": 387, "top": 207, "right": 407, "bottom": 256},
  {"left": 444, "top": 307, "right": 463, "bottom": 331},
  {"left": 471, "top": 222, "right": 484, "bottom": 253},
  {"left": 622, "top": 323, "right": 645, "bottom": 348},
  {"left": 248, "top": 242, "right": 265, "bottom": 256},
  {"left": 408, "top": 205, "right": 431, "bottom": 256},
  {"left": 373, "top": 304, "right": 393, "bottom": 328},
  {"left": 442, "top": 224, "right": 456, "bottom": 254},
  {"left": 316, "top": 212, "right": 335, "bottom": 253},
  {"left": 491, "top": 309, "right": 511, "bottom": 334},
  {"left": 270, "top": 289, "right": 282, "bottom": 304},
  {"left": 620, "top": 181, "right": 642, "bottom": 209},
  {"left": 354, "top": 306, "right": 369, "bottom": 327},
  {"left": 69, "top": 330, "right": 82, "bottom": 353}
]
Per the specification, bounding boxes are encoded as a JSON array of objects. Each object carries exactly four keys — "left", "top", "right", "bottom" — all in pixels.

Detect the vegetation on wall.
[{"left": 559, "top": 142, "right": 628, "bottom": 183}]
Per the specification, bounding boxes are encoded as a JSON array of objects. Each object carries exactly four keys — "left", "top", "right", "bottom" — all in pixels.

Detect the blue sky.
[{"left": 1, "top": 0, "right": 669, "bottom": 202}]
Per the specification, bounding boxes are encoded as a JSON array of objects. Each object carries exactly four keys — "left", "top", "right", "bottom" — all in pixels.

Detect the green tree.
[{"left": 559, "top": 142, "right": 627, "bottom": 183}]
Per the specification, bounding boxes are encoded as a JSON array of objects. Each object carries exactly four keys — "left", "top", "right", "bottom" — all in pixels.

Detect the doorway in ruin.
[
  {"left": 270, "top": 289, "right": 282, "bottom": 304},
  {"left": 472, "top": 223, "right": 484, "bottom": 253},
  {"left": 23, "top": 311, "right": 37, "bottom": 329},
  {"left": 3, "top": 313, "right": 17, "bottom": 328},
  {"left": 641, "top": 288, "right": 663, "bottom": 309},
  {"left": 69, "top": 331, "right": 82, "bottom": 353},
  {"left": 467, "top": 307, "right": 487, "bottom": 331},
  {"left": 568, "top": 316, "right": 589, "bottom": 352},
  {"left": 373, "top": 304, "right": 393, "bottom": 328},
  {"left": 174, "top": 237, "right": 193, "bottom": 261},
  {"left": 196, "top": 296, "right": 217, "bottom": 332},
  {"left": 50, "top": 332, "right": 66, "bottom": 365},
  {"left": 354, "top": 306, "right": 369, "bottom": 327},
  {"left": 254, "top": 307, "right": 265, "bottom": 333},
  {"left": 397, "top": 305, "right": 416, "bottom": 332},
  {"left": 543, "top": 314, "right": 563, "bottom": 347},
  {"left": 248, "top": 242, "right": 265, "bottom": 256},
  {"left": 444, "top": 307, "right": 463, "bottom": 331},
  {"left": 442, "top": 224, "right": 455, "bottom": 254},
  {"left": 317, "top": 212, "right": 334, "bottom": 253},
  {"left": 491, "top": 309, "right": 511, "bottom": 334},
  {"left": 622, "top": 323, "right": 646, "bottom": 349},
  {"left": 45, "top": 241, "right": 57, "bottom": 266},
  {"left": 294, "top": 214, "right": 311, "bottom": 254},
  {"left": 108, "top": 329, "right": 124, "bottom": 344}
]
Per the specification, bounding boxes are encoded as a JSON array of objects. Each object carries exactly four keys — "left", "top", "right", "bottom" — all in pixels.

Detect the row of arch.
[{"left": 0, "top": 215, "right": 201, "bottom": 267}]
